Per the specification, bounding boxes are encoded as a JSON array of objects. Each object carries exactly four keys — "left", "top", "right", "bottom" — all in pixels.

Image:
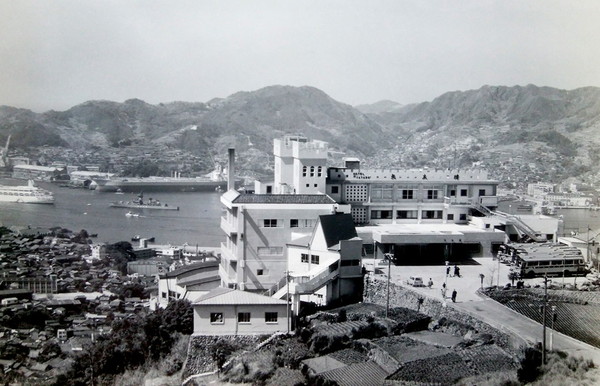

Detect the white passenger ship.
[{"left": 0, "top": 180, "right": 54, "bottom": 204}]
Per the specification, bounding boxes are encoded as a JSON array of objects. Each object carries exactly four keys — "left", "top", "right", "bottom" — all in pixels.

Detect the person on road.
[
  {"left": 428, "top": 278, "right": 433, "bottom": 288},
  {"left": 446, "top": 266, "right": 451, "bottom": 276},
  {"left": 454, "top": 265, "right": 460, "bottom": 278},
  {"left": 451, "top": 289, "right": 457, "bottom": 303}
]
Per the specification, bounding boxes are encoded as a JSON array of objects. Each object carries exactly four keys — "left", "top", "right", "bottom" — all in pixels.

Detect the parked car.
[{"left": 406, "top": 276, "right": 424, "bottom": 287}]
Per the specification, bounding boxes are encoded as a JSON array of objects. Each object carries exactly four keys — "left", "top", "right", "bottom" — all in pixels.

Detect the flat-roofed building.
[
  {"left": 220, "top": 189, "right": 348, "bottom": 291},
  {"left": 12, "top": 164, "right": 62, "bottom": 181}
]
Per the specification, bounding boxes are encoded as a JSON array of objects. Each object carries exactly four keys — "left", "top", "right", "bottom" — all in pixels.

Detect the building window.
[
  {"left": 422, "top": 210, "right": 443, "bottom": 219},
  {"left": 427, "top": 190, "right": 439, "bottom": 199},
  {"left": 301, "top": 219, "right": 316, "bottom": 228},
  {"left": 314, "top": 184, "right": 318, "bottom": 187},
  {"left": 461, "top": 189, "right": 468, "bottom": 197},
  {"left": 265, "top": 312, "right": 278, "bottom": 323},
  {"left": 331, "top": 186, "right": 339, "bottom": 194},
  {"left": 306, "top": 184, "right": 309, "bottom": 187},
  {"left": 290, "top": 219, "right": 299, "bottom": 228},
  {"left": 447, "top": 214, "right": 454, "bottom": 221},
  {"left": 263, "top": 219, "right": 279, "bottom": 227},
  {"left": 161, "top": 292, "right": 167, "bottom": 299},
  {"left": 301, "top": 253, "right": 309, "bottom": 263},
  {"left": 238, "top": 312, "right": 251, "bottom": 323},
  {"left": 371, "top": 210, "right": 392, "bottom": 219},
  {"left": 479, "top": 189, "right": 486, "bottom": 196},
  {"left": 302, "top": 166, "right": 307, "bottom": 177},
  {"left": 397, "top": 210, "right": 418, "bottom": 219},
  {"left": 459, "top": 214, "right": 467, "bottom": 221},
  {"left": 402, "top": 189, "right": 414, "bottom": 199},
  {"left": 340, "top": 259, "right": 360, "bottom": 266},
  {"left": 257, "top": 269, "right": 264, "bottom": 276},
  {"left": 266, "top": 186, "right": 272, "bottom": 194},
  {"left": 450, "top": 189, "right": 456, "bottom": 196},
  {"left": 210, "top": 312, "right": 224, "bottom": 324},
  {"left": 310, "top": 166, "right": 315, "bottom": 177},
  {"left": 311, "top": 255, "right": 320, "bottom": 264},
  {"left": 317, "top": 166, "right": 322, "bottom": 177}
]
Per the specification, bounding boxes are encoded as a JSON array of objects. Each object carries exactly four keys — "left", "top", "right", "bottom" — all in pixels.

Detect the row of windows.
[
  {"left": 300, "top": 253, "right": 320, "bottom": 264},
  {"left": 210, "top": 312, "right": 278, "bottom": 324},
  {"left": 263, "top": 219, "right": 316, "bottom": 228},
  {"left": 336, "top": 186, "right": 487, "bottom": 199},
  {"left": 302, "top": 166, "right": 323, "bottom": 177},
  {"left": 371, "top": 210, "right": 467, "bottom": 221}
]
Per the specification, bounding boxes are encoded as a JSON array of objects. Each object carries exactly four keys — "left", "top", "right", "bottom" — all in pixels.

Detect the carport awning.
[{"left": 369, "top": 224, "right": 506, "bottom": 245}]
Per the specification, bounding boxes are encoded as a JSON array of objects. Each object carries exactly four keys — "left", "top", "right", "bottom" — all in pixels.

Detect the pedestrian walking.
[
  {"left": 441, "top": 288, "right": 447, "bottom": 299},
  {"left": 454, "top": 265, "right": 460, "bottom": 278},
  {"left": 446, "top": 266, "right": 451, "bottom": 276},
  {"left": 427, "top": 278, "right": 433, "bottom": 288},
  {"left": 451, "top": 289, "right": 457, "bottom": 303}
]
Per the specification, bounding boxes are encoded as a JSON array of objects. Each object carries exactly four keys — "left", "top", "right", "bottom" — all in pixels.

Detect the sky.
[{"left": 1, "top": 0, "right": 600, "bottom": 112}]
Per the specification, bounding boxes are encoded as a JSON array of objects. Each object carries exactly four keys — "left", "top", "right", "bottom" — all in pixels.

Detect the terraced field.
[{"left": 486, "top": 289, "right": 600, "bottom": 348}]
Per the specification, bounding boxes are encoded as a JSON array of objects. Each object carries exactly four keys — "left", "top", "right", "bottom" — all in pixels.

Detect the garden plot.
[
  {"left": 373, "top": 335, "right": 453, "bottom": 364},
  {"left": 486, "top": 288, "right": 600, "bottom": 348}
]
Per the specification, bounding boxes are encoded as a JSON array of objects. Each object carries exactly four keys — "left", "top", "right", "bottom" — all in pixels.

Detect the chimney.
[{"left": 228, "top": 148, "right": 235, "bottom": 191}]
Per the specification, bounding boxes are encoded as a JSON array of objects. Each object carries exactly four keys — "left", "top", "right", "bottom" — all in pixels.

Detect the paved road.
[{"left": 365, "top": 257, "right": 600, "bottom": 364}]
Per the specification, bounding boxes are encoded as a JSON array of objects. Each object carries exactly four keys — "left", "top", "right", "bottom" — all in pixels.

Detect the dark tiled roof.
[
  {"left": 319, "top": 213, "right": 358, "bottom": 248},
  {"left": 321, "top": 360, "right": 389, "bottom": 385},
  {"left": 232, "top": 194, "right": 335, "bottom": 204}
]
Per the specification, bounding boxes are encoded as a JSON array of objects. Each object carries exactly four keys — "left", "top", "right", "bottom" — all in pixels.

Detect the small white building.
[
  {"left": 285, "top": 212, "right": 363, "bottom": 307},
  {"left": 193, "top": 287, "right": 289, "bottom": 335}
]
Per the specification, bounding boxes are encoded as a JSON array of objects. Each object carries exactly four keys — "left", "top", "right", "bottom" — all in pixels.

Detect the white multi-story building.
[
  {"left": 272, "top": 135, "right": 328, "bottom": 194},
  {"left": 220, "top": 189, "right": 347, "bottom": 291}
]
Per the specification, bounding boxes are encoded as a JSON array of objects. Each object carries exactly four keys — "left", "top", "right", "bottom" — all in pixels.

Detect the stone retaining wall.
[{"left": 363, "top": 274, "right": 525, "bottom": 354}]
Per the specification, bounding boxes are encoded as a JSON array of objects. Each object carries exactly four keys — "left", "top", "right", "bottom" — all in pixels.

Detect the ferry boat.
[{"left": 0, "top": 180, "right": 54, "bottom": 204}]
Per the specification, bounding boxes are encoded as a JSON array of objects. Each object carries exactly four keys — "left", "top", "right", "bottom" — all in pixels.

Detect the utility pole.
[
  {"left": 385, "top": 245, "right": 394, "bottom": 318},
  {"left": 286, "top": 270, "right": 290, "bottom": 334},
  {"left": 541, "top": 274, "right": 550, "bottom": 364}
]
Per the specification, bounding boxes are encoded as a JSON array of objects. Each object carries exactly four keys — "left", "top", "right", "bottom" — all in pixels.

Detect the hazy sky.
[{"left": 2, "top": 0, "right": 600, "bottom": 112}]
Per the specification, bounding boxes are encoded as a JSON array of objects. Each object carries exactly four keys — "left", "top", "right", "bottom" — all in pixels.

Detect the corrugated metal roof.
[
  {"left": 194, "top": 287, "right": 288, "bottom": 305},
  {"left": 232, "top": 194, "right": 335, "bottom": 204}
]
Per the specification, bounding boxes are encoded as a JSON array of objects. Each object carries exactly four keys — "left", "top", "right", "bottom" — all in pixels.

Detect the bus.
[{"left": 509, "top": 243, "right": 590, "bottom": 278}]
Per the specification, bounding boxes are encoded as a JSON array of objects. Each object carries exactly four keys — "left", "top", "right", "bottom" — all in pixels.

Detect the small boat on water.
[
  {"left": 125, "top": 211, "right": 140, "bottom": 217},
  {"left": 132, "top": 235, "right": 155, "bottom": 242},
  {"left": 110, "top": 192, "right": 179, "bottom": 211}
]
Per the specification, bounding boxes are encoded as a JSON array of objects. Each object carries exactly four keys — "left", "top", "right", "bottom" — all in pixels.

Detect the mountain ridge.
[{"left": 1, "top": 84, "right": 600, "bottom": 188}]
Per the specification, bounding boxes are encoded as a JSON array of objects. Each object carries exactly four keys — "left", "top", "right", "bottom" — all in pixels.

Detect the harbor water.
[
  {"left": 0, "top": 179, "right": 224, "bottom": 246},
  {"left": 2, "top": 180, "right": 599, "bottom": 246}
]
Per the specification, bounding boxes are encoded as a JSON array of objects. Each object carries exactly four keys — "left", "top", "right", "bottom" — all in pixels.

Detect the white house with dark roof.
[
  {"left": 284, "top": 212, "right": 363, "bottom": 307},
  {"left": 156, "top": 260, "right": 220, "bottom": 308},
  {"left": 193, "top": 287, "right": 289, "bottom": 335},
  {"left": 219, "top": 189, "right": 349, "bottom": 291}
]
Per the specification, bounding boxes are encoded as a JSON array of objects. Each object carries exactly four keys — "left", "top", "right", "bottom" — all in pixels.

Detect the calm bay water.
[
  {"left": 2, "top": 180, "right": 599, "bottom": 246},
  {"left": 0, "top": 179, "right": 224, "bottom": 246}
]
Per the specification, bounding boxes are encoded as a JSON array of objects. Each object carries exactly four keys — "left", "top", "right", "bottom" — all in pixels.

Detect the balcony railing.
[
  {"left": 220, "top": 216, "right": 237, "bottom": 235},
  {"left": 219, "top": 242, "right": 237, "bottom": 262}
]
